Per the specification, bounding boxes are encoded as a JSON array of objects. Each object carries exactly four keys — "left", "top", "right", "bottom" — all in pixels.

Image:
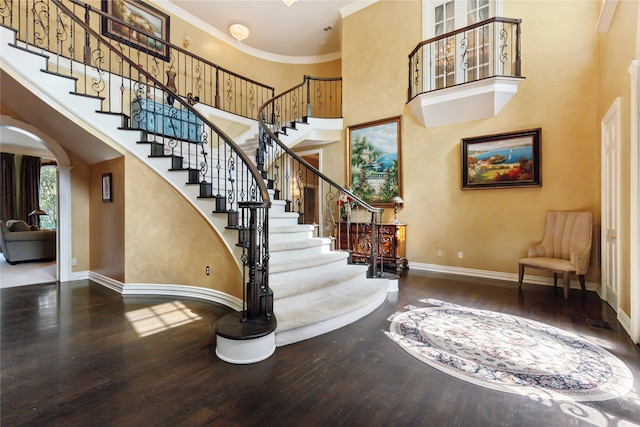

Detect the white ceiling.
[{"left": 162, "top": 0, "right": 372, "bottom": 62}]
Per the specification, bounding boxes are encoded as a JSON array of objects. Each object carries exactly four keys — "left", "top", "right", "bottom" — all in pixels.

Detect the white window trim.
[{"left": 422, "top": 0, "right": 503, "bottom": 40}]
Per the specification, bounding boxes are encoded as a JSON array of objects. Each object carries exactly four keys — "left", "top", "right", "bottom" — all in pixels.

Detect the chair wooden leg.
[
  {"left": 579, "top": 275, "right": 586, "bottom": 296},
  {"left": 553, "top": 273, "right": 558, "bottom": 288},
  {"left": 563, "top": 272, "right": 570, "bottom": 300},
  {"left": 518, "top": 264, "right": 525, "bottom": 288}
]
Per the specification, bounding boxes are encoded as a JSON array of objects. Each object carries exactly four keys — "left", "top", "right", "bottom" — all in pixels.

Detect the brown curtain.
[
  {"left": 20, "top": 155, "right": 41, "bottom": 226},
  {"left": 0, "top": 153, "right": 17, "bottom": 222},
  {"left": 1, "top": 152, "right": 17, "bottom": 221}
]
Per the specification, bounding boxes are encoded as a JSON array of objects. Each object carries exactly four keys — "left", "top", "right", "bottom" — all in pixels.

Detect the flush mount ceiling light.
[
  {"left": 229, "top": 23, "right": 249, "bottom": 42},
  {"left": 282, "top": 0, "right": 298, "bottom": 6}
]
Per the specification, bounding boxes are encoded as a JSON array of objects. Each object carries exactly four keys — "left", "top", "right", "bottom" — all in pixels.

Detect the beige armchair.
[{"left": 518, "top": 211, "right": 592, "bottom": 299}]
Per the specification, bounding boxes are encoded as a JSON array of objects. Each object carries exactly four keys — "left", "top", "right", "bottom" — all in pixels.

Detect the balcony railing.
[{"left": 408, "top": 17, "right": 521, "bottom": 101}]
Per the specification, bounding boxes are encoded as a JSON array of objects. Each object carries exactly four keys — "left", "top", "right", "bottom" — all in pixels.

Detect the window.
[
  {"left": 39, "top": 164, "right": 57, "bottom": 229},
  {"left": 424, "top": 0, "right": 497, "bottom": 89}
]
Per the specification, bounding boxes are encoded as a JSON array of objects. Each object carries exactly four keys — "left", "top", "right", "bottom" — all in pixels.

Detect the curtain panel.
[
  {"left": 0, "top": 152, "right": 16, "bottom": 221},
  {"left": 20, "top": 155, "right": 41, "bottom": 225}
]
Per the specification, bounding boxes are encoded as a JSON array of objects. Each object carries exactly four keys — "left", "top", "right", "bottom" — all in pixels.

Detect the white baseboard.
[
  {"left": 618, "top": 309, "right": 632, "bottom": 336},
  {"left": 70, "top": 271, "right": 89, "bottom": 281},
  {"left": 408, "top": 262, "right": 599, "bottom": 292},
  {"left": 87, "top": 272, "right": 242, "bottom": 311}
]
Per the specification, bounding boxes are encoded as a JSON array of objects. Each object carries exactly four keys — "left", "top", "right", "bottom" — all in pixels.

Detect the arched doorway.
[{"left": 0, "top": 115, "right": 72, "bottom": 282}]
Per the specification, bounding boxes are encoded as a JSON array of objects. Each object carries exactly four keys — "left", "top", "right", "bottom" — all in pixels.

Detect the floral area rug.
[{"left": 389, "top": 299, "right": 633, "bottom": 401}]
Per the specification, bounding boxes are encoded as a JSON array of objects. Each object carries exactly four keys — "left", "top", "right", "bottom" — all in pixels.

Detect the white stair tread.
[
  {"left": 270, "top": 250, "right": 349, "bottom": 274},
  {"left": 269, "top": 237, "right": 332, "bottom": 253},
  {"left": 269, "top": 211, "right": 299, "bottom": 219},
  {"left": 270, "top": 262, "right": 369, "bottom": 299},
  {"left": 270, "top": 224, "right": 316, "bottom": 234},
  {"left": 274, "top": 276, "right": 388, "bottom": 332}
]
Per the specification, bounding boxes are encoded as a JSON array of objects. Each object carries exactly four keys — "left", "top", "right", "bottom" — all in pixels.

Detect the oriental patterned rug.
[{"left": 389, "top": 299, "right": 633, "bottom": 401}]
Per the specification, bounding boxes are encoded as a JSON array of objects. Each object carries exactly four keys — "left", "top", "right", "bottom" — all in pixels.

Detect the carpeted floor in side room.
[{"left": 0, "top": 252, "right": 56, "bottom": 288}]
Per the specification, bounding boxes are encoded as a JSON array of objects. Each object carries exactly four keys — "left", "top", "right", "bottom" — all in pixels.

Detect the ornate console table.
[
  {"left": 337, "top": 222, "right": 408, "bottom": 274},
  {"left": 131, "top": 98, "right": 203, "bottom": 143}
]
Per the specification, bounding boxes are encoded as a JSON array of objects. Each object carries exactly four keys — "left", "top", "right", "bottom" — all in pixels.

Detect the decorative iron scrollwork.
[
  {"left": 32, "top": 0, "right": 50, "bottom": 47},
  {"left": 460, "top": 37, "right": 469, "bottom": 70},
  {"left": 90, "top": 48, "right": 107, "bottom": 94},
  {"left": 499, "top": 28, "right": 509, "bottom": 63},
  {"left": 0, "top": 0, "right": 12, "bottom": 22}
]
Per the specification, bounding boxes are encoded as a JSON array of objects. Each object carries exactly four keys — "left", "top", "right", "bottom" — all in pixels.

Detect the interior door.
[{"left": 601, "top": 98, "right": 621, "bottom": 311}]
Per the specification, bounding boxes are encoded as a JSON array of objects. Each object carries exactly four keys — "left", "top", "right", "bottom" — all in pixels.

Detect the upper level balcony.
[{"left": 407, "top": 17, "right": 524, "bottom": 128}]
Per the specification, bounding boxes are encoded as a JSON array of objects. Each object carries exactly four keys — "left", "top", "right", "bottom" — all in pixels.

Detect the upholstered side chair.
[{"left": 518, "top": 211, "right": 593, "bottom": 300}]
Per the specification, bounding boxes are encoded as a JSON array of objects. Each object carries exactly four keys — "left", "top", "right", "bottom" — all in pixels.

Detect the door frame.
[
  {"left": 296, "top": 148, "right": 323, "bottom": 237},
  {"left": 629, "top": 59, "right": 640, "bottom": 344},
  {"left": 601, "top": 97, "right": 622, "bottom": 312},
  {"left": 0, "top": 116, "right": 72, "bottom": 282}
]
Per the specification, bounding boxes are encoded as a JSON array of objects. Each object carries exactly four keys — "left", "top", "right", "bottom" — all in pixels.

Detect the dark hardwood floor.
[{"left": 2, "top": 272, "right": 639, "bottom": 426}]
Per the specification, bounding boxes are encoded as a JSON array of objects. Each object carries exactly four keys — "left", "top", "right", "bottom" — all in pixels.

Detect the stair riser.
[
  {"left": 269, "top": 245, "right": 333, "bottom": 266},
  {"left": 269, "top": 231, "right": 313, "bottom": 243},
  {"left": 269, "top": 217, "right": 300, "bottom": 228}
]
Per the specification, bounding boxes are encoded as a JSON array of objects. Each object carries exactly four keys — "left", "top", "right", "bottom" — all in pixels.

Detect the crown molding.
[
  {"left": 595, "top": 0, "right": 619, "bottom": 33},
  {"left": 340, "top": 0, "right": 379, "bottom": 18},
  {"left": 149, "top": 0, "right": 342, "bottom": 65}
]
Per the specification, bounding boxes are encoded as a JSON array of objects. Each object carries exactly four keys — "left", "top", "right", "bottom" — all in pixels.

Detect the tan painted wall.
[
  {"left": 339, "top": 1, "right": 601, "bottom": 279},
  {"left": 90, "top": 157, "right": 125, "bottom": 281},
  {"left": 597, "top": 0, "right": 639, "bottom": 316},
  {"left": 123, "top": 155, "right": 242, "bottom": 296},
  {"left": 69, "top": 151, "right": 91, "bottom": 272}
]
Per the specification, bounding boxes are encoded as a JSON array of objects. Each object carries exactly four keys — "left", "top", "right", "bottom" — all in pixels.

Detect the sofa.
[{"left": 0, "top": 220, "right": 56, "bottom": 264}]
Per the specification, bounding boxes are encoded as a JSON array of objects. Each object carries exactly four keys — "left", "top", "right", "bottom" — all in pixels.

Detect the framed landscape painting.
[
  {"left": 101, "top": 0, "right": 170, "bottom": 61},
  {"left": 347, "top": 116, "right": 402, "bottom": 206},
  {"left": 461, "top": 129, "right": 541, "bottom": 190}
]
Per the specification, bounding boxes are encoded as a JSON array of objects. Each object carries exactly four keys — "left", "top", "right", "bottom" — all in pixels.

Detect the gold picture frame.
[{"left": 347, "top": 116, "right": 402, "bottom": 206}]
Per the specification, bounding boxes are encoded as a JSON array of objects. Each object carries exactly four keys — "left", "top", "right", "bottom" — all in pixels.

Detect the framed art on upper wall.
[
  {"left": 101, "top": 0, "right": 170, "bottom": 61},
  {"left": 347, "top": 116, "right": 402, "bottom": 206},
  {"left": 461, "top": 128, "right": 542, "bottom": 190}
]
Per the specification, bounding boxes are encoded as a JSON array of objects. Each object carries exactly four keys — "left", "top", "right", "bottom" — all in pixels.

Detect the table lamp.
[{"left": 391, "top": 196, "right": 404, "bottom": 224}]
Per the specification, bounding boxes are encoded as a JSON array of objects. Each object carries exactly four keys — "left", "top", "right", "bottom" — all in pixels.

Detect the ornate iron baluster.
[{"left": 32, "top": 0, "right": 49, "bottom": 48}]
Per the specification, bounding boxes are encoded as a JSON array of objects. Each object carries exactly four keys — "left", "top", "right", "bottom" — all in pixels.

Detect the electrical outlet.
[
  {"left": 71, "top": 258, "right": 77, "bottom": 266},
  {"left": 458, "top": 252, "right": 464, "bottom": 259},
  {"left": 436, "top": 250, "right": 442, "bottom": 257},
  {"left": 206, "top": 266, "right": 210, "bottom": 276}
]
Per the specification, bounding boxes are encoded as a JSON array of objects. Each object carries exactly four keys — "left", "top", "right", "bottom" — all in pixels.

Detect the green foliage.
[
  {"left": 351, "top": 134, "right": 381, "bottom": 168},
  {"left": 39, "top": 166, "right": 57, "bottom": 229},
  {"left": 378, "top": 159, "right": 399, "bottom": 201}
]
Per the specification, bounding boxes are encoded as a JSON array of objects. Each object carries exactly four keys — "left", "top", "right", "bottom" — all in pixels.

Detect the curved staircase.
[{"left": 0, "top": 15, "right": 390, "bottom": 361}]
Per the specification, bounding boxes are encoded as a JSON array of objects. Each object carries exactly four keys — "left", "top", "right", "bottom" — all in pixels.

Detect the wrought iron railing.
[
  {"left": 1, "top": 0, "right": 275, "bottom": 328},
  {"left": 259, "top": 76, "right": 387, "bottom": 277},
  {"left": 408, "top": 17, "right": 521, "bottom": 101},
  {"left": 0, "top": 0, "right": 275, "bottom": 120}
]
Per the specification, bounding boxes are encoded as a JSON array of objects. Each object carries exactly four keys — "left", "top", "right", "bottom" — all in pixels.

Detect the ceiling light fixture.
[
  {"left": 282, "top": 0, "right": 298, "bottom": 6},
  {"left": 229, "top": 23, "right": 249, "bottom": 42}
]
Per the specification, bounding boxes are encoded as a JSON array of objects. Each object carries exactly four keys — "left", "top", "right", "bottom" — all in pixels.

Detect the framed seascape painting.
[
  {"left": 347, "top": 116, "right": 402, "bottom": 206},
  {"left": 461, "top": 129, "right": 541, "bottom": 190},
  {"left": 101, "top": 0, "right": 170, "bottom": 61}
]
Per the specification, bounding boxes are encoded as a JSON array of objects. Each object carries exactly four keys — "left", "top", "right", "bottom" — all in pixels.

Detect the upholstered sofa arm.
[{"left": 570, "top": 246, "right": 591, "bottom": 275}]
